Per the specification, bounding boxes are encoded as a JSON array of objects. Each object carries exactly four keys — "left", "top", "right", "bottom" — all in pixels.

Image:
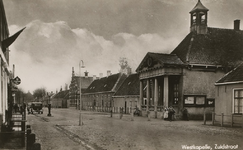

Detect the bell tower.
[{"left": 190, "top": 0, "right": 209, "bottom": 34}]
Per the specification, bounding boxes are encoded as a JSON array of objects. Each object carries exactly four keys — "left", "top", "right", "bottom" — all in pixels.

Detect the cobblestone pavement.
[{"left": 26, "top": 108, "right": 243, "bottom": 150}]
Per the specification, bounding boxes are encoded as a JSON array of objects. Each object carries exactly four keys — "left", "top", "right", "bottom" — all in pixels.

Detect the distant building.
[
  {"left": 82, "top": 72, "right": 127, "bottom": 111},
  {"left": 51, "top": 90, "right": 69, "bottom": 108},
  {"left": 136, "top": 0, "right": 243, "bottom": 119},
  {"left": 113, "top": 73, "right": 140, "bottom": 114},
  {"left": 68, "top": 67, "right": 93, "bottom": 108},
  {"left": 215, "top": 63, "right": 243, "bottom": 125}
]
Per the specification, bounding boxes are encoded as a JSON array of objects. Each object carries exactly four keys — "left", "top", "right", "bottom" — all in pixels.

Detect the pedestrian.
[
  {"left": 120, "top": 107, "right": 123, "bottom": 119},
  {"left": 182, "top": 108, "right": 189, "bottom": 121},
  {"left": 168, "top": 106, "right": 175, "bottom": 122},
  {"left": 164, "top": 108, "right": 168, "bottom": 120},
  {"left": 14, "top": 103, "right": 18, "bottom": 113}
]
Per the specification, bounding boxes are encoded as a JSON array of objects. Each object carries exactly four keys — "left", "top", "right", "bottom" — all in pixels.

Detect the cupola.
[{"left": 190, "top": 0, "right": 209, "bottom": 34}]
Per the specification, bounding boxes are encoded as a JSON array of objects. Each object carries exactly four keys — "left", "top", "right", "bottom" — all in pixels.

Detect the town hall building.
[{"left": 136, "top": 0, "right": 243, "bottom": 119}]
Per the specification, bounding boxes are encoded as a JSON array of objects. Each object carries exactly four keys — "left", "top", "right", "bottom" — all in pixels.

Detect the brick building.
[
  {"left": 69, "top": 67, "right": 93, "bottom": 108},
  {"left": 82, "top": 72, "right": 127, "bottom": 112}
]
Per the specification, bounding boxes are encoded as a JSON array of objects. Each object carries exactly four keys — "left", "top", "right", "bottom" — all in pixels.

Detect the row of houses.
[
  {"left": 0, "top": 0, "right": 25, "bottom": 140},
  {"left": 51, "top": 0, "right": 243, "bottom": 122}
]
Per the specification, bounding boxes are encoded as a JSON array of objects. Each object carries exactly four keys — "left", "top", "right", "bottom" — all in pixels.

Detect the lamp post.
[
  {"left": 79, "top": 60, "right": 85, "bottom": 126},
  {"left": 47, "top": 92, "right": 51, "bottom": 116}
]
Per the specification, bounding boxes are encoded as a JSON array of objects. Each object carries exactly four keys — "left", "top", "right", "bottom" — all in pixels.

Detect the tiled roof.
[
  {"left": 171, "top": 28, "right": 243, "bottom": 67},
  {"left": 114, "top": 73, "right": 140, "bottom": 96},
  {"left": 52, "top": 90, "right": 69, "bottom": 99},
  {"left": 216, "top": 63, "right": 243, "bottom": 84},
  {"left": 84, "top": 73, "right": 127, "bottom": 94},
  {"left": 148, "top": 52, "right": 184, "bottom": 65}
]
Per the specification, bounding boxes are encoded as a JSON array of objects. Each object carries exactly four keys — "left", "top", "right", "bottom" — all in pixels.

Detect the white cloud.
[{"left": 9, "top": 20, "right": 178, "bottom": 93}]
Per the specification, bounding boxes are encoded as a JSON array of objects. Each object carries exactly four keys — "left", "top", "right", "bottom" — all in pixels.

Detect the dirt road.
[{"left": 27, "top": 108, "right": 243, "bottom": 150}]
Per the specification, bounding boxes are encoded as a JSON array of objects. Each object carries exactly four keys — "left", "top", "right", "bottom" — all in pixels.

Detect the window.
[
  {"left": 206, "top": 98, "right": 215, "bottom": 107},
  {"left": 199, "top": 12, "right": 206, "bottom": 24},
  {"left": 185, "top": 96, "right": 194, "bottom": 104},
  {"left": 173, "top": 83, "right": 179, "bottom": 105},
  {"left": 192, "top": 13, "right": 197, "bottom": 25},
  {"left": 184, "top": 95, "right": 206, "bottom": 106},
  {"left": 234, "top": 89, "right": 243, "bottom": 114},
  {"left": 196, "top": 97, "right": 205, "bottom": 105}
]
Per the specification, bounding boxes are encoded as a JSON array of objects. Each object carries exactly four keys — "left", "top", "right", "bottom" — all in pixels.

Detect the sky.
[{"left": 3, "top": 0, "right": 243, "bottom": 93}]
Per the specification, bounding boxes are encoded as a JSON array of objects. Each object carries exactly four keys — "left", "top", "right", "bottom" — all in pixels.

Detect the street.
[{"left": 27, "top": 108, "right": 243, "bottom": 150}]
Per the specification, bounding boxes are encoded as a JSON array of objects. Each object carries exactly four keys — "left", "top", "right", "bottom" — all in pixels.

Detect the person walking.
[
  {"left": 168, "top": 106, "right": 175, "bottom": 122},
  {"left": 164, "top": 108, "right": 169, "bottom": 120}
]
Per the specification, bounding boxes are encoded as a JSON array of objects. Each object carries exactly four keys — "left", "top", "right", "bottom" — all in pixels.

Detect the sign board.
[{"left": 13, "top": 76, "right": 21, "bottom": 85}]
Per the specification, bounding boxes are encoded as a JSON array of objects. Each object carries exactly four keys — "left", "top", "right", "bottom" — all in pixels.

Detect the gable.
[{"left": 136, "top": 52, "right": 184, "bottom": 72}]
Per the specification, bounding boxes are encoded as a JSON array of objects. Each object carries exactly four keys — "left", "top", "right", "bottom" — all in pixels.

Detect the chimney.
[
  {"left": 93, "top": 75, "right": 96, "bottom": 80},
  {"left": 234, "top": 20, "right": 240, "bottom": 30},
  {"left": 84, "top": 71, "right": 89, "bottom": 78},
  {"left": 107, "top": 70, "right": 111, "bottom": 76},
  {"left": 127, "top": 67, "right": 132, "bottom": 75},
  {"left": 99, "top": 73, "right": 103, "bottom": 78},
  {"left": 72, "top": 67, "right": 75, "bottom": 77}
]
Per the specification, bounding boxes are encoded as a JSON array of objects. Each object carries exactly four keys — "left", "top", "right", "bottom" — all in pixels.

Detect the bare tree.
[
  {"left": 33, "top": 87, "right": 46, "bottom": 101},
  {"left": 119, "top": 57, "right": 129, "bottom": 74}
]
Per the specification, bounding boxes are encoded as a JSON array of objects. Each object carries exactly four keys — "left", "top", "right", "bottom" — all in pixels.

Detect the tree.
[
  {"left": 119, "top": 57, "right": 131, "bottom": 74},
  {"left": 119, "top": 57, "right": 129, "bottom": 73},
  {"left": 33, "top": 87, "right": 46, "bottom": 101},
  {"left": 23, "top": 91, "right": 34, "bottom": 103}
]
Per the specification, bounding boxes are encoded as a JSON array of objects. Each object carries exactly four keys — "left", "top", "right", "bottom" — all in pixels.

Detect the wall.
[
  {"left": 113, "top": 97, "right": 139, "bottom": 108},
  {"left": 51, "top": 98, "right": 64, "bottom": 108},
  {"left": 113, "top": 96, "right": 139, "bottom": 114},
  {"left": 183, "top": 69, "right": 224, "bottom": 98},
  {"left": 215, "top": 84, "right": 243, "bottom": 124},
  {"left": 181, "top": 68, "right": 224, "bottom": 119},
  {"left": 82, "top": 93, "right": 113, "bottom": 108}
]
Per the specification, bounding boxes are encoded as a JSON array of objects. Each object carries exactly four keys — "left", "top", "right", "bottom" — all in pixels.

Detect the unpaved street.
[{"left": 27, "top": 108, "right": 243, "bottom": 150}]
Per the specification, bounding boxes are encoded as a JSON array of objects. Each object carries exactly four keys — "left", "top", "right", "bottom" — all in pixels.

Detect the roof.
[
  {"left": 190, "top": 0, "right": 209, "bottom": 13},
  {"left": 52, "top": 90, "right": 69, "bottom": 99},
  {"left": 136, "top": 52, "right": 184, "bottom": 72},
  {"left": 215, "top": 63, "right": 243, "bottom": 85},
  {"left": 114, "top": 73, "right": 140, "bottom": 96},
  {"left": 171, "top": 27, "right": 243, "bottom": 67},
  {"left": 84, "top": 73, "right": 127, "bottom": 94}
]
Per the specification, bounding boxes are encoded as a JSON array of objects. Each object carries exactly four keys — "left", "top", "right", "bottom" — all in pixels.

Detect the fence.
[
  {"left": 83, "top": 106, "right": 136, "bottom": 114},
  {"left": 203, "top": 112, "right": 243, "bottom": 128}
]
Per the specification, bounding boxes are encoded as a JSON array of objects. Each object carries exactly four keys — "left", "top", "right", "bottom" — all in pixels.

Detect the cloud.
[{"left": 9, "top": 20, "right": 178, "bottom": 93}]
